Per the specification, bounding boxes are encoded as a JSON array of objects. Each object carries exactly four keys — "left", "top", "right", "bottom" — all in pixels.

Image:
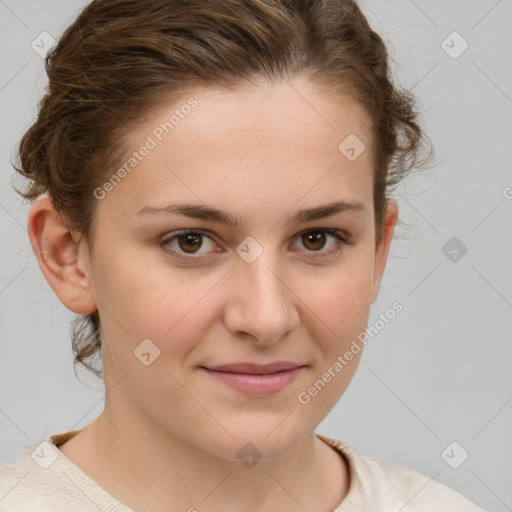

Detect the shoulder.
[
  {"left": 365, "top": 457, "right": 486, "bottom": 511},
  {"left": 0, "top": 442, "right": 65, "bottom": 512},
  {"left": 0, "top": 433, "right": 130, "bottom": 512},
  {"left": 317, "top": 434, "right": 487, "bottom": 512}
]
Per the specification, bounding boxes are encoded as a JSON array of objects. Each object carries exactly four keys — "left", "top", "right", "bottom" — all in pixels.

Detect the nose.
[{"left": 223, "top": 249, "right": 300, "bottom": 345}]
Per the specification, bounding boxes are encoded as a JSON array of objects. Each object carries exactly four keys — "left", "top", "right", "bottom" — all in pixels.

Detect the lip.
[{"left": 200, "top": 362, "right": 306, "bottom": 396}]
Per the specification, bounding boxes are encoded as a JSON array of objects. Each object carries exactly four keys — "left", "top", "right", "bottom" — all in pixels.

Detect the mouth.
[{"left": 199, "top": 361, "right": 307, "bottom": 396}]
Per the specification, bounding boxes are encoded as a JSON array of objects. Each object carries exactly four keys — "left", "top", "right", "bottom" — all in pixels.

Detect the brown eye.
[
  {"left": 159, "top": 229, "right": 217, "bottom": 259},
  {"left": 301, "top": 231, "right": 327, "bottom": 251},
  {"left": 291, "top": 228, "right": 347, "bottom": 258},
  {"left": 177, "top": 233, "right": 203, "bottom": 253}
]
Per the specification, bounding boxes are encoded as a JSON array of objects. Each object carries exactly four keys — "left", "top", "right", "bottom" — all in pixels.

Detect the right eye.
[{"left": 158, "top": 229, "right": 220, "bottom": 260}]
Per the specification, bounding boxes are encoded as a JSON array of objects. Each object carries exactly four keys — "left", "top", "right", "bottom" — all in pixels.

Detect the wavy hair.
[{"left": 13, "top": 0, "right": 433, "bottom": 377}]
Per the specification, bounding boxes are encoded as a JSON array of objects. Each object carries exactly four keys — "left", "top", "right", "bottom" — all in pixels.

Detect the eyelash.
[{"left": 158, "top": 228, "right": 348, "bottom": 261}]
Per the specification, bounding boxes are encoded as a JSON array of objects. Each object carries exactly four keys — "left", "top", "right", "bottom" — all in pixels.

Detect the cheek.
[
  {"left": 91, "top": 231, "right": 375, "bottom": 360},
  {"left": 91, "top": 247, "right": 221, "bottom": 359},
  {"left": 295, "top": 258, "right": 373, "bottom": 401},
  {"left": 297, "top": 253, "right": 375, "bottom": 337}
]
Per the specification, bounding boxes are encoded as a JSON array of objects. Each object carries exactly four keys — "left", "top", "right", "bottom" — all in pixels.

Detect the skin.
[{"left": 28, "top": 77, "right": 397, "bottom": 512}]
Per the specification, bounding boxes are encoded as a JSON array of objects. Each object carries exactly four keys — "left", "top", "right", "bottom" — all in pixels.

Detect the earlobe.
[
  {"left": 370, "top": 199, "right": 398, "bottom": 303},
  {"left": 27, "top": 195, "right": 98, "bottom": 315}
]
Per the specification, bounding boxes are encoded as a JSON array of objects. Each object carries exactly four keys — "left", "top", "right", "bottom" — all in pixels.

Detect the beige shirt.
[{"left": 0, "top": 430, "right": 486, "bottom": 511}]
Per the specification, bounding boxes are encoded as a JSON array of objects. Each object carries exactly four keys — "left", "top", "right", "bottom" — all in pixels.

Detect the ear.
[
  {"left": 370, "top": 199, "right": 398, "bottom": 304},
  {"left": 27, "top": 194, "right": 97, "bottom": 315}
]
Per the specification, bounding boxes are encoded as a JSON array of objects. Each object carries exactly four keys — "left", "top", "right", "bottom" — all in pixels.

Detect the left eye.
[
  {"left": 158, "top": 228, "right": 346, "bottom": 259},
  {"left": 291, "top": 228, "right": 346, "bottom": 255}
]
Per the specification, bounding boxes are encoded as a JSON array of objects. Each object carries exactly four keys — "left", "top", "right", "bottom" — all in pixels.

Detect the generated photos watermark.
[
  {"left": 93, "top": 97, "right": 198, "bottom": 200},
  {"left": 297, "top": 301, "right": 403, "bottom": 405}
]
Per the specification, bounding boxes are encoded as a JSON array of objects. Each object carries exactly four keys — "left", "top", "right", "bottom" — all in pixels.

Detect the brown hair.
[{"left": 13, "top": 0, "right": 433, "bottom": 378}]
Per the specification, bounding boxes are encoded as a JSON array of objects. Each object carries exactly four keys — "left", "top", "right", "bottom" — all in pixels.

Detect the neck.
[
  {"left": 60, "top": 377, "right": 350, "bottom": 512},
  {"left": 96, "top": 411, "right": 348, "bottom": 512}
]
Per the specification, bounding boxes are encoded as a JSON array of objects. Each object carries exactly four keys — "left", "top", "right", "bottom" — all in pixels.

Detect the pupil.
[
  {"left": 304, "top": 232, "right": 325, "bottom": 251},
  {"left": 179, "top": 234, "right": 202, "bottom": 253}
]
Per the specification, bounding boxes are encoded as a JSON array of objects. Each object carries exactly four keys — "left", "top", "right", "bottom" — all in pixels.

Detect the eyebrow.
[{"left": 136, "top": 200, "right": 366, "bottom": 227}]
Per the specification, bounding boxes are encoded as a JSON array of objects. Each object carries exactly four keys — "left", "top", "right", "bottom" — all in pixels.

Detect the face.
[{"left": 70, "top": 78, "right": 396, "bottom": 460}]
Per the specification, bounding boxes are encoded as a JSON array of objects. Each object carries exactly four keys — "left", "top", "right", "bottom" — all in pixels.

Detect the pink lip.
[{"left": 200, "top": 362, "right": 306, "bottom": 395}]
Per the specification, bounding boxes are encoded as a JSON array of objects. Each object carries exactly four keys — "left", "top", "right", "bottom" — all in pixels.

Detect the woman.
[{"left": 0, "top": 0, "right": 486, "bottom": 510}]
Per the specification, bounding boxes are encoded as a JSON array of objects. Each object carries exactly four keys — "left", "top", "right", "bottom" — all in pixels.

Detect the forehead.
[
  {"left": 148, "top": 79, "right": 372, "bottom": 154},
  {"left": 99, "top": 78, "right": 374, "bottom": 221}
]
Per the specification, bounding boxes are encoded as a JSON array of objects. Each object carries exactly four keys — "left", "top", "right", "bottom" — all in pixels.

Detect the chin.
[{"left": 192, "top": 420, "right": 310, "bottom": 463}]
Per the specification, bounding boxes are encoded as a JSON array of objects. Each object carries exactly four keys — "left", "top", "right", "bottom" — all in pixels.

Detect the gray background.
[{"left": 1, "top": 1, "right": 511, "bottom": 510}]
